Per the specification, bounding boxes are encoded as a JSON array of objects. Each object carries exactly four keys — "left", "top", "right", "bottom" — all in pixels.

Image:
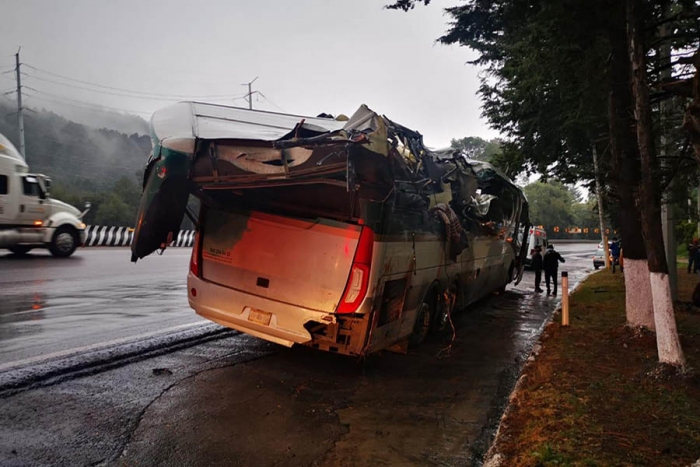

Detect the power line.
[
  {"left": 22, "top": 73, "right": 205, "bottom": 101},
  {"left": 25, "top": 89, "right": 153, "bottom": 116},
  {"left": 23, "top": 63, "right": 246, "bottom": 100},
  {"left": 258, "top": 92, "right": 286, "bottom": 112}
]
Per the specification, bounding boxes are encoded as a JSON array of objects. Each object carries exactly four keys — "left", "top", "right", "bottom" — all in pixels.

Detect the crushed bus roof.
[{"left": 150, "top": 101, "right": 347, "bottom": 142}]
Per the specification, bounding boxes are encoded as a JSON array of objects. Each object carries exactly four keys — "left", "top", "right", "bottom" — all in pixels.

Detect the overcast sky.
[{"left": 0, "top": 0, "right": 497, "bottom": 148}]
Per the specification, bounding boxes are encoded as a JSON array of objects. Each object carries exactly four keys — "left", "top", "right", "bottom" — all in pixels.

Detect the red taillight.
[
  {"left": 190, "top": 232, "right": 201, "bottom": 277},
  {"left": 336, "top": 226, "right": 374, "bottom": 314}
]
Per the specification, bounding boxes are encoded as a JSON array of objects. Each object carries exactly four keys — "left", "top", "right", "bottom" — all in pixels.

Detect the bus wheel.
[{"left": 409, "top": 302, "right": 432, "bottom": 347}]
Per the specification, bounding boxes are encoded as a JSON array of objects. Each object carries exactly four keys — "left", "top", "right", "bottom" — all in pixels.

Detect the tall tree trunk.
[
  {"left": 607, "top": 0, "right": 654, "bottom": 329},
  {"left": 627, "top": 0, "right": 685, "bottom": 367},
  {"left": 682, "top": 50, "right": 700, "bottom": 163}
]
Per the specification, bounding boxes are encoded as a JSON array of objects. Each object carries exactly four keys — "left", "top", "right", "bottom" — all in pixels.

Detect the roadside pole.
[
  {"left": 592, "top": 145, "right": 609, "bottom": 268},
  {"left": 15, "top": 49, "right": 26, "bottom": 159},
  {"left": 561, "top": 271, "right": 569, "bottom": 326}
]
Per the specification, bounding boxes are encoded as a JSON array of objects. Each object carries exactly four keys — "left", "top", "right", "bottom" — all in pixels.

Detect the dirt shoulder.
[{"left": 486, "top": 268, "right": 700, "bottom": 466}]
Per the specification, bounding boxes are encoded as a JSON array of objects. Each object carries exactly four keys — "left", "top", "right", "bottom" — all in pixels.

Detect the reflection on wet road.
[
  {"left": 0, "top": 242, "right": 597, "bottom": 368},
  {"left": 0, "top": 241, "right": 600, "bottom": 466},
  {"left": 0, "top": 248, "right": 200, "bottom": 366}
]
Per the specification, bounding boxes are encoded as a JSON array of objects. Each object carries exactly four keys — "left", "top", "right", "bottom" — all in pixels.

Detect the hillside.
[{"left": 0, "top": 102, "right": 151, "bottom": 191}]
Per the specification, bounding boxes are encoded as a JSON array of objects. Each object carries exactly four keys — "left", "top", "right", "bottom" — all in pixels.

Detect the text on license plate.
[{"left": 248, "top": 308, "right": 272, "bottom": 326}]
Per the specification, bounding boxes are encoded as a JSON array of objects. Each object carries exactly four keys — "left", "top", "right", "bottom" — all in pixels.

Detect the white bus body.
[{"left": 132, "top": 103, "right": 529, "bottom": 355}]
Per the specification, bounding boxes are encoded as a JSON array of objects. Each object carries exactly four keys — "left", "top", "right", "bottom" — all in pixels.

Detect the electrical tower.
[{"left": 242, "top": 77, "right": 259, "bottom": 110}]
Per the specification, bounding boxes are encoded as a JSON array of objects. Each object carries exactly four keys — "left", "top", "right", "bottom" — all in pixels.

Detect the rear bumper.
[{"left": 187, "top": 273, "right": 337, "bottom": 348}]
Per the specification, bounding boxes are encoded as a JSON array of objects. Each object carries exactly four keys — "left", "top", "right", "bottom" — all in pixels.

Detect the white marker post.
[{"left": 561, "top": 271, "right": 569, "bottom": 326}]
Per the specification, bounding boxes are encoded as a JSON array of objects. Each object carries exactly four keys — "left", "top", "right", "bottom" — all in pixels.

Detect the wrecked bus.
[{"left": 131, "top": 102, "right": 529, "bottom": 356}]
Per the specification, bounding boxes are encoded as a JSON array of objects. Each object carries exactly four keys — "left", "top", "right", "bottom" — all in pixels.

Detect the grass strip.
[{"left": 494, "top": 268, "right": 700, "bottom": 466}]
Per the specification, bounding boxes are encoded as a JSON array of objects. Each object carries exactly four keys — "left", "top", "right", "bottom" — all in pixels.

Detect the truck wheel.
[
  {"left": 409, "top": 302, "right": 432, "bottom": 347},
  {"left": 49, "top": 226, "right": 78, "bottom": 258},
  {"left": 9, "top": 246, "right": 32, "bottom": 255}
]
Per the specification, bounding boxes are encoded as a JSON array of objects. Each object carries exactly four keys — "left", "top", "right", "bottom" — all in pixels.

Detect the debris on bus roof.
[{"left": 131, "top": 102, "right": 529, "bottom": 263}]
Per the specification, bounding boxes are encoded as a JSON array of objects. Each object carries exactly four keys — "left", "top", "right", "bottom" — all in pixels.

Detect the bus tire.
[
  {"left": 49, "top": 226, "right": 78, "bottom": 258},
  {"left": 409, "top": 301, "right": 432, "bottom": 347}
]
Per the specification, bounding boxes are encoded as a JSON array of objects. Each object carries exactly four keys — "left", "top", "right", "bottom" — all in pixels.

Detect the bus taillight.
[
  {"left": 336, "top": 226, "right": 374, "bottom": 314},
  {"left": 190, "top": 232, "right": 201, "bottom": 277}
]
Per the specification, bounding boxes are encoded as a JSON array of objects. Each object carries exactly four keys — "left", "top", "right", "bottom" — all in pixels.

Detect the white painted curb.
[{"left": 83, "top": 226, "right": 194, "bottom": 247}]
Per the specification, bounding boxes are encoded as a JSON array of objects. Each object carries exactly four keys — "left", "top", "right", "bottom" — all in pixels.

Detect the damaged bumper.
[{"left": 187, "top": 273, "right": 337, "bottom": 347}]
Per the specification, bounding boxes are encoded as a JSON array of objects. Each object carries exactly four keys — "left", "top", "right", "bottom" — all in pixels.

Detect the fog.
[{"left": 0, "top": 0, "right": 496, "bottom": 147}]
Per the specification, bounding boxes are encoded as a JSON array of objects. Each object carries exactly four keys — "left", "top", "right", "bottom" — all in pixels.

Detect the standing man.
[
  {"left": 610, "top": 237, "right": 621, "bottom": 274},
  {"left": 543, "top": 244, "right": 565, "bottom": 296},
  {"left": 688, "top": 239, "right": 698, "bottom": 274},
  {"left": 532, "top": 245, "right": 544, "bottom": 293}
]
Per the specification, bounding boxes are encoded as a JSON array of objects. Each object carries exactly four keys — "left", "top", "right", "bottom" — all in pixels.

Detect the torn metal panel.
[
  {"left": 151, "top": 101, "right": 346, "bottom": 143},
  {"left": 132, "top": 101, "right": 529, "bottom": 263}
]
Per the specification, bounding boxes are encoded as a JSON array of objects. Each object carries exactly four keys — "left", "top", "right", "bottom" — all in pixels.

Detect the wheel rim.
[
  {"left": 414, "top": 303, "right": 431, "bottom": 342},
  {"left": 55, "top": 232, "right": 75, "bottom": 253}
]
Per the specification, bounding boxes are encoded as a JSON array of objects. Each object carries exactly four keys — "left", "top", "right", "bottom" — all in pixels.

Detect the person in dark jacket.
[
  {"left": 610, "top": 237, "right": 621, "bottom": 274},
  {"left": 543, "top": 244, "right": 565, "bottom": 296},
  {"left": 531, "top": 245, "right": 544, "bottom": 293},
  {"left": 689, "top": 239, "right": 698, "bottom": 274}
]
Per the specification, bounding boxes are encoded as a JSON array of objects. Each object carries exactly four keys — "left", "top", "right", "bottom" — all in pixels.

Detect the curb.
[
  {"left": 483, "top": 271, "right": 593, "bottom": 466},
  {"left": 84, "top": 226, "right": 195, "bottom": 247}
]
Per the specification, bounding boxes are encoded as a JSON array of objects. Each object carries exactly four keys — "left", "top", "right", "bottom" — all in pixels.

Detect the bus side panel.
[{"left": 366, "top": 237, "right": 461, "bottom": 353}]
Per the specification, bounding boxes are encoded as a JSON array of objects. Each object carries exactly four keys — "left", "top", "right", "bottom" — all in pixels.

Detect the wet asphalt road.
[
  {"left": 0, "top": 248, "right": 200, "bottom": 369},
  {"left": 0, "top": 241, "right": 597, "bottom": 467}
]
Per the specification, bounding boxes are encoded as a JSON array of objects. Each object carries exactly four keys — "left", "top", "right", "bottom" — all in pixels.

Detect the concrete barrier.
[{"left": 84, "top": 226, "right": 194, "bottom": 247}]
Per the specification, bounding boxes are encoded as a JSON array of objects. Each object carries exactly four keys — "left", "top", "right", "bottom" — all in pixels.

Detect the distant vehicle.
[
  {"left": 593, "top": 248, "right": 607, "bottom": 270},
  {"left": 524, "top": 226, "right": 548, "bottom": 268},
  {"left": 0, "top": 133, "right": 88, "bottom": 257},
  {"left": 131, "top": 102, "right": 530, "bottom": 356}
]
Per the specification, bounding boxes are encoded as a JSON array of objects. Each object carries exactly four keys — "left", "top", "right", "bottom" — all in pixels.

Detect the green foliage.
[
  {"left": 94, "top": 194, "right": 133, "bottom": 226},
  {"left": 676, "top": 220, "right": 698, "bottom": 247},
  {"left": 450, "top": 136, "right": 501, "bottom": 162},
  {"left": 523, "top": 181, "right": 604, "bottom": 238},
  {"left": 50, "top": 175, "right": 141, "bottom": 227},
  {"left": 531, "top": 443, "right": 571, "bottom": 466},
  {"left": 523, "top": 182, "right": 577, "bottom": 228},
  {"left": 0, "top": 102, "right": 150, "bottom": 191},
  {"left": 0, "top": 102, "right": 154, "bottom": 227},
  {"left": 389, "top": 0, "right": 700, "bottom": 226}
]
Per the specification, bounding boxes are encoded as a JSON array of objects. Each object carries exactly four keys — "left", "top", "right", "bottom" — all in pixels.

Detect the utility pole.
[
  {"left": 592, "top": 145, "right": 610, "bottom": 268},
  {"left": 15, "top": 48, "right": 25, "bottom": 159},
  {"left": 242, "top": 77, "right": 259, "bottom": 110},
  {"left": 659, "top": 18, "right": 677, "bottom": 300}
]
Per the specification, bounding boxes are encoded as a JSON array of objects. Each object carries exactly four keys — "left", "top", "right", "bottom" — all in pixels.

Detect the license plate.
[{"left": 248, "top": 308, "right": 272, "bottom": 326}]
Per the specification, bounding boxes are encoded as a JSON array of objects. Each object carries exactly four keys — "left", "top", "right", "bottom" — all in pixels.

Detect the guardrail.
[{"left": 84, "top": 226, "right": 195, "bottom": 247}]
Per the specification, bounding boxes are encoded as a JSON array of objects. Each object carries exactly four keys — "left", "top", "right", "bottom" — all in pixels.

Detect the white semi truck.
[{"left": 0, "top": 133, "right": 88, "bottom": 257}]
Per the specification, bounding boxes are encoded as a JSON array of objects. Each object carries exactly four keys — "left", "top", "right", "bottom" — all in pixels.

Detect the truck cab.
[{"left": 0, "top": 133, "right": 87, "bottom": 257}]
